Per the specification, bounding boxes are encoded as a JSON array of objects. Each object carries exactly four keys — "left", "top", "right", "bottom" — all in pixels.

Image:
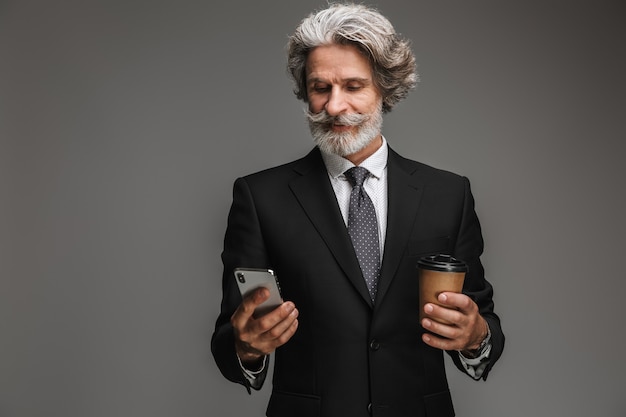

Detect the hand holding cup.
[{"left": 418, "top": 254, "right": 467, "bottom": 324}]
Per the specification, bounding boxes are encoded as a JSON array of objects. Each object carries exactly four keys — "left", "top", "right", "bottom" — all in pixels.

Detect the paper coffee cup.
[{"left": 417, "top": 254, "right": 468, "bottom": 324}]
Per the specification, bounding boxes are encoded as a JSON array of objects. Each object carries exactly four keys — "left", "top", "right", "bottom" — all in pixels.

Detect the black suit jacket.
[{"left": 212, "top": 147, "right": 504, "bottom": 417}]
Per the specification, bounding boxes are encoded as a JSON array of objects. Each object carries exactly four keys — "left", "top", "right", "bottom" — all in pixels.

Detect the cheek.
[
  {"left": 360, "top": 93, "right": 382, "bottom": 112},
  {"left": 307, "top": 96, "right": 325, "bottom": 113}
]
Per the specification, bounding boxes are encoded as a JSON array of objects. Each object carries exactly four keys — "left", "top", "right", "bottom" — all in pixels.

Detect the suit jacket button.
[
  {"left": 367, "top": 402, "right": 372, "bottom": 414},
  {"left": 369, "top": 339, "right": 380, "bottom": 351}
]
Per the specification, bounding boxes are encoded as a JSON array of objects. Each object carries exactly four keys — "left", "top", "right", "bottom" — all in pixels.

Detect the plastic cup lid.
[{"left": 417, "top": 254, "right": 468, "bottom": 273}]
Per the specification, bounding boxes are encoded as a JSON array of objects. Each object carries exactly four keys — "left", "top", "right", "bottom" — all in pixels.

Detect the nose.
[{"left": 324, "top": 87, "right": 349, "bottom": 116}]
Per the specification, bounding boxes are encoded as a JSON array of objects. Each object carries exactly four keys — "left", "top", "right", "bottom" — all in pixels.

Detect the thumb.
[
  {"left": 232, "top": 287, "right": 270, "bottom": 327},
  {"left": 242, "top": 287, "right": 270, "bottom": 315}
]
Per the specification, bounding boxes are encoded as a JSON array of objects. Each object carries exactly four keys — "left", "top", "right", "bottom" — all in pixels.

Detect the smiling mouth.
[{"left": 331, "top": 123, "right": 353, "bottom": 132}]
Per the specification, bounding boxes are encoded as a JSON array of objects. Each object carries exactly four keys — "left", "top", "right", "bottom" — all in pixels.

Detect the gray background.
[{"left": 1, "top": 0, "right": 625, "bottom": 416}]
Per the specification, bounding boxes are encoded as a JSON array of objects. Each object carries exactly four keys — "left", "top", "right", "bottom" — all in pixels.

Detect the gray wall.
[{"left": 2, "top": 1, "right": 624, "bottom": 416}]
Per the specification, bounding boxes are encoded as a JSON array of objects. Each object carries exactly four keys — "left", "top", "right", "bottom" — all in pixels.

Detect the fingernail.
[
  {"left": 422, "top": 319, "right": 432, "bottom": 328},
  {"left": 439, "top": 293, "right": 447, "bottom": 303},
  {"left": 425, "top": 304, "right": 434, "bottom": 313}
]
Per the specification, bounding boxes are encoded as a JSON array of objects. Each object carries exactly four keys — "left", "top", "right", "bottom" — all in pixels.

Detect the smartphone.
[{"left": 234, "top": 268, "right": 283, "bottom": 317}]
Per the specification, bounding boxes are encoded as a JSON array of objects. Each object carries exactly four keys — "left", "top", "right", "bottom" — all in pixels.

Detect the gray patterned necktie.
[{"left": 345, "top": 166, "right": 380, "bottom": 301}]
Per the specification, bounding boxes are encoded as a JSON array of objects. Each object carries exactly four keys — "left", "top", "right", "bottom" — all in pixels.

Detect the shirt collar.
[{"left": 320, "top": 136, "right": 388, "bottom": 180}]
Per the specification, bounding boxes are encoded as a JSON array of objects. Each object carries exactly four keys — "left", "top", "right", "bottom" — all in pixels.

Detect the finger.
[
  {"left": 423, "top": 302, "right": 463, "bottom": 327},
  {"left": 278, "top": 316, "right": 299, "bottom": 345},
  {"left": 231, "top": 287, "right": 270, "bottom": 330},
  {"left": 437, "top": 292, "right": 474, "bottom": 312},
  {"left": 255, "top": 302, "right": 297, "bottom": 334},
  {"left": 422, "top": 331, "right": 463, "bottom": 351},
  {"left": 246, "top": 287, "right": 271, "bottom": 309},
  {"left": 260, "top": 309, "right": 299, "bottom": 349},
  {"left": 240, "top": 287, "right": 271, "bottom": 317},
  {"left": 421, "top": 316, "right": 464, "bottom": 343},
  {"left": 249, "top": 306, "right": 299, "bottom": 354},
  {"left": 253, "top": 318, "right": 300, "bottom": 355}
]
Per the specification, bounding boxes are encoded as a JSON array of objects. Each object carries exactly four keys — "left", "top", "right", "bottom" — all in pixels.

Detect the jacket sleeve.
[
  {"left": 211, "top": 177, "right": 271, "bottom": 392},
  {"left": 447, "top": 176, "right": 505, "bottom": 380}
]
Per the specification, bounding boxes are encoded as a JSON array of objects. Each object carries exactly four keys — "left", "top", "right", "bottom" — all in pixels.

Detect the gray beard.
[{"left": 306, "top": 104, "right": 383, "bottom": 157}]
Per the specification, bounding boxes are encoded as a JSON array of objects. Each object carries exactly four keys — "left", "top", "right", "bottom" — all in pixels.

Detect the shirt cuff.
[
  {"left": 237, "top": 354, "right": 267, "bottom": 389},
  {"left": 457, "top": 324, "right": 492, "bottom": 380}
]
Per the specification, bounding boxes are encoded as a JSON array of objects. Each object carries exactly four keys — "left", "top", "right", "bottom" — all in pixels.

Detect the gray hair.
[{"left": 287, "top": 3, "right": 418, "bottom": 113}]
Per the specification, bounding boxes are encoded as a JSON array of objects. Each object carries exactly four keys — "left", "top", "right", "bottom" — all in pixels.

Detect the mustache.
[{"left": 305, "top": 109, "right": 370, "bottom": 126}]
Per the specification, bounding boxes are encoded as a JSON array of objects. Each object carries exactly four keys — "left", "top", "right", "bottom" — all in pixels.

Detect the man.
[{"left": 212, "top": 4, "right": 504, "bottom": 416}]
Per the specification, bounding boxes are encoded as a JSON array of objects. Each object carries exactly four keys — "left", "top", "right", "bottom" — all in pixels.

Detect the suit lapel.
[
  {"left": 289, "top": 149, "right": 373, "bottom": 305},
  {"left": 375, "top": 148, "right": 424, "bottom": 306}
]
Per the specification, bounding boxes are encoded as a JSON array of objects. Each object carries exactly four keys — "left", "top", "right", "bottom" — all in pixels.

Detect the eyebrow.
[{"left": 306, "top": 77, "right": 372, "bottom": 84}]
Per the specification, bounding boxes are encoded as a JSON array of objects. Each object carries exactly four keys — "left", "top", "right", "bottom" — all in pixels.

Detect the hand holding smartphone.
[{"left": 234, "top": 268, "right": 283, "bottom": 318}]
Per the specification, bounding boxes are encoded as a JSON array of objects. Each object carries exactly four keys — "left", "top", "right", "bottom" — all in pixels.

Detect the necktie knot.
[{"left": 344, "top": 166, "right": 370, "bottom": 188}]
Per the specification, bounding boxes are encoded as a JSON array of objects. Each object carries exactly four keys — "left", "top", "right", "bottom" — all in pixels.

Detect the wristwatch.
[{"left": 461, "top": 323, "right": 491, "bottom": 359}]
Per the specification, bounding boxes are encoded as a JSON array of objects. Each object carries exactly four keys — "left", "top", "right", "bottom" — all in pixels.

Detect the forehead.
[{"left": 305, "top": 43, "right": 373, "bottom": 82}]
